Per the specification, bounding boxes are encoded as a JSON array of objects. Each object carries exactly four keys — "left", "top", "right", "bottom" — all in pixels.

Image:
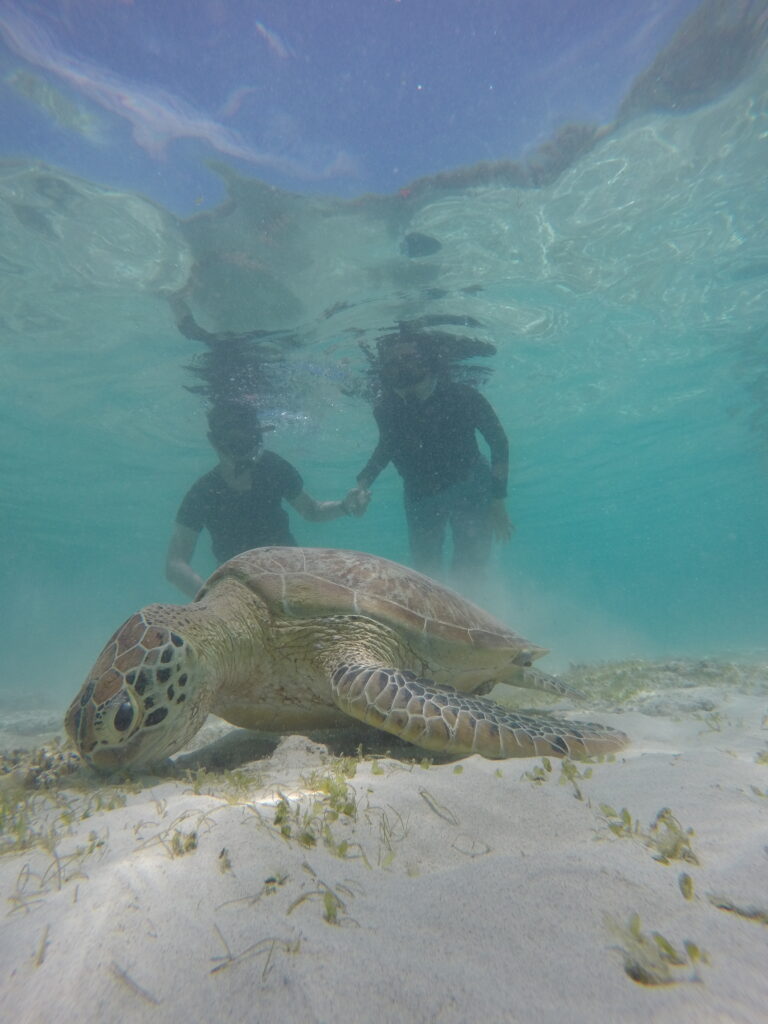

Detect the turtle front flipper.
[{"left": 330, "top": 665, "right": 628, "bottom": 759}]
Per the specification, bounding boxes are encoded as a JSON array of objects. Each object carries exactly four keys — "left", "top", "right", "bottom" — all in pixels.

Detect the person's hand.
[
  {"left": 490, "top": 499, "right": 514, "bottom": 542},
  {"left": 341, "top": 487, "right": 371, "bottom": 517}
]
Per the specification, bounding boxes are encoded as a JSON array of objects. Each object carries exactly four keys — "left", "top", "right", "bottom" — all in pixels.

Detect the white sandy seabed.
[{"left": 1, "top": 660, "right": 767, "bottom": 1024}]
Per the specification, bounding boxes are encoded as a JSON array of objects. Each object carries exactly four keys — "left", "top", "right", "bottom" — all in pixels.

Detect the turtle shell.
[{"left": 198, "top": 546, "right": 547, "bottom": 661}]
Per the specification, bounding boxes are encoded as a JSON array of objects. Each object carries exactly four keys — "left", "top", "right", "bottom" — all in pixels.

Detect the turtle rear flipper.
[
  {"left": 513, "top": 666, "right": 587, "bottom": 701},
  {"left": 330, "top": 664, "right": 627, "bottom": 759}
]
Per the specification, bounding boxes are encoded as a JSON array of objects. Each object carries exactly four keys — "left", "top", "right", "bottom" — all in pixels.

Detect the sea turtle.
[{"left": 66, "top": 547, "right": 627, "bottom": 771}]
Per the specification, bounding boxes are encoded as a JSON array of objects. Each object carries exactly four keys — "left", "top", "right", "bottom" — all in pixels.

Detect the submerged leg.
[
  {"left": 448, "top": 460, "right": 493, "bottom": 592},
  {"left": 330, "top": 664, "right": 628, "bottom": 759},
  {"left": 404, "top": 490, "right": 448, "bottom": 579}
]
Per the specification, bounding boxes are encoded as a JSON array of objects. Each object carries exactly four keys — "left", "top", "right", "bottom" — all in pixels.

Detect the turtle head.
[{"left": 65, "top": 605, "right": 214, "bottom": 772}]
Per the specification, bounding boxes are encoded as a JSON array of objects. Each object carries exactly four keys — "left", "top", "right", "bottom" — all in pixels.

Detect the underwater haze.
[{"left": 1, "top": 0, "right": 767, "bottom": 703}]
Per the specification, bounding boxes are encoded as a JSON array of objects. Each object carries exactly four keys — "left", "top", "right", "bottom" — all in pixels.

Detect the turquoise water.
[{"left": 1, "top": 57, "right": 767, "bottom": 705}]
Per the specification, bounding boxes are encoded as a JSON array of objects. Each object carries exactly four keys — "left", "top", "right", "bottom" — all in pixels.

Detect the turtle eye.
[{"left": 113, "top": 700, "right": 135, "bottom": 733}]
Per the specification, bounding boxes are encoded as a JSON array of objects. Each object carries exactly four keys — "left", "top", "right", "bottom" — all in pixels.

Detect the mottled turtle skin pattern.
[{"left": 66, "top": 547, "right": 628, "bottom": 771}]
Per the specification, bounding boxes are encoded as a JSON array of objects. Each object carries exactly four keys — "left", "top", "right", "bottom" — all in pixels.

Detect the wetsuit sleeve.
[
  {"left": 471, "top": 391, "right": 509, "bottom": 499},
  {"left": 356, "top": 406, "right": 392, "bottom": 488},
  {"left": 175, "top": 481, "right": 207, "bottom": 532}
]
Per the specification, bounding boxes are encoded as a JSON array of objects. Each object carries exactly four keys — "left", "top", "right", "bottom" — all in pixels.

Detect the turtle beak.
[
  {"left": 85, "top": 730, "right": 162, "bottom": 774},
  {"left": 87, "top": 747, "right": 131, "bottom": 774},
  {"left": 87, "top": 738, "right": 144, "bottom": 774}
]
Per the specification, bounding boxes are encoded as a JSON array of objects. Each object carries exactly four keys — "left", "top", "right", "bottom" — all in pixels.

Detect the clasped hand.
[{"left": 342, "top": 487, "right": 372, "bottom": 517}]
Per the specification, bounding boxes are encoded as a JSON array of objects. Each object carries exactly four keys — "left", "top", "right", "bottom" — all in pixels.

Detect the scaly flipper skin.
[
  {"left": 516, "top": 667, "right": 586, "bottom": 701},
  {"left": 330, "top": 665, "right": 628, "bottom": 759}
]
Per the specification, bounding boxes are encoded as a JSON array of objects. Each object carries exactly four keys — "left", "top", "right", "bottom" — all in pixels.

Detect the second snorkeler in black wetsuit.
[{"left": 354, "top": 334, "right": 512, "bottom": 586}]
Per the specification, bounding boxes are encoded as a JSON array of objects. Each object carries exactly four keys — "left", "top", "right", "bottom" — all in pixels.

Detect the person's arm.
[
  {"left": 356, "top": 406, "right": 392, "bottom": 490},
  {"left": 489, "top": 500, "right": 513, "bottom": 542},
  {"left": 472, "top": 392, "right": 514, "bottom": 542},
  {"left": 356, "top": 449, "right": 387, "bottom": 491},
  {"left": 288, "top": 488, "right": 370, "bottom": 522},
  {"left": 472, "top": 393, "right": 509, "bottom": 492},
  {"left": 165, "top": 522, "right": 205, "bottom": 599}
]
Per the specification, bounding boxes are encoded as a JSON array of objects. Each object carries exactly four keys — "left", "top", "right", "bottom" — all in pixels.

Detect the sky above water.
[{"left": 0, "top": 0, "right": 701, "bottom": 211}]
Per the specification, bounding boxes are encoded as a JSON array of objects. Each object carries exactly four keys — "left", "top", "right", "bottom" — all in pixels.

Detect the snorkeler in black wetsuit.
[
  {"left": 354, "top": 334, "right": 512, "bottom": 587},
  {"left": 166, "top": 402, "right": 368, "bottom": 598}
]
